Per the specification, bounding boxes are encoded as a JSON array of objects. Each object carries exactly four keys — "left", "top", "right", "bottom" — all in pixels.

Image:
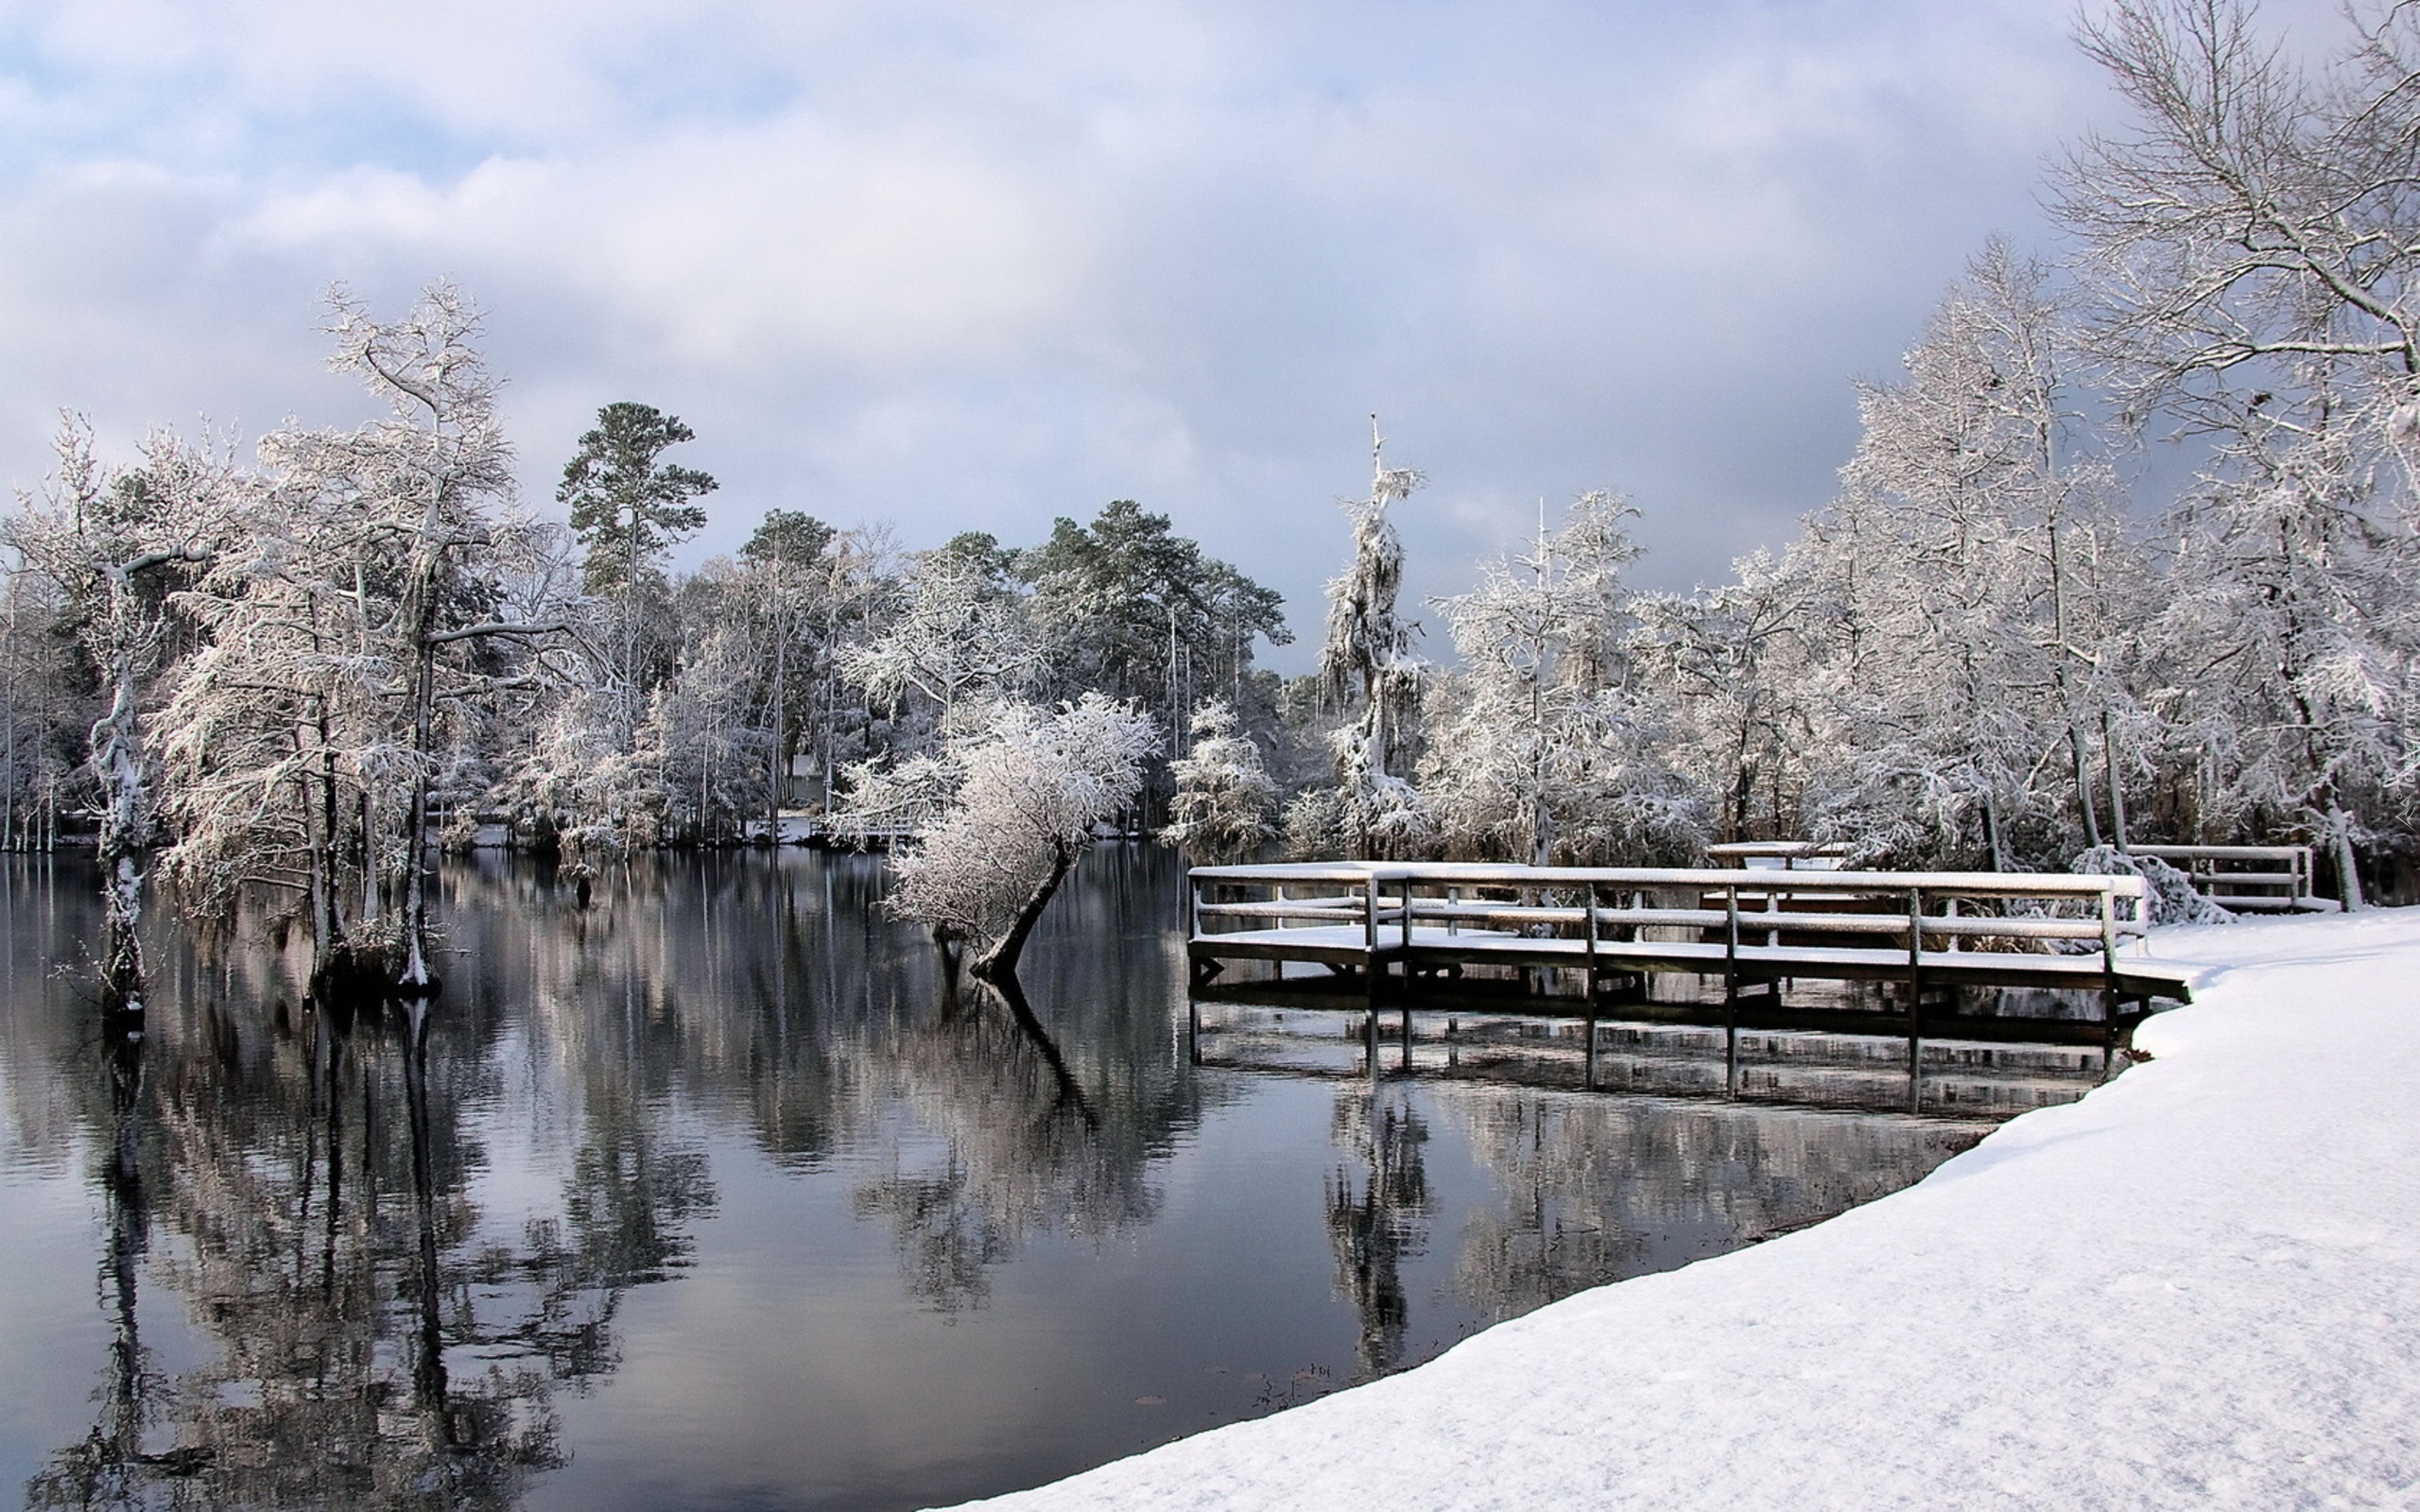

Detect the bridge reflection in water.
[{"left": 1186, "top": 860, "right": 2185, "bottom": 1114}]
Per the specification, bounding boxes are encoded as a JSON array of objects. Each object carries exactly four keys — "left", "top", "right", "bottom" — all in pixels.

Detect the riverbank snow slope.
[{"left": 957, "top": 908, "right": 2420, "bottom": 1509}]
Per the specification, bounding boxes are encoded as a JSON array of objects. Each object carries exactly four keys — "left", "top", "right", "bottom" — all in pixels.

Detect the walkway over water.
[{"left": 1185, "top": 863, "right": 2194, "bottom": 1048}]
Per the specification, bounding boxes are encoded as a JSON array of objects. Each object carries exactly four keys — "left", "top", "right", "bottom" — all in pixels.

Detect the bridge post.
[
  {"left": 1584, "top": 880, "right": 1600, "bottom": 1005},
  {"left": 2100, "top": 885, "right": 2121, "bottom": 1054},
  {"left": 1724, "top": 884, "right": 1740, "bottom": 1095},
  {"left": 1584, "top": 879, "right": 1601, "bottom": 1089},
  {"left": 1906, "top": 887, "right": 1925, "bottom": 1110}
]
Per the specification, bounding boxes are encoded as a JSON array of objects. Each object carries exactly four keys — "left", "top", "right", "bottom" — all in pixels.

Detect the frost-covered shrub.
[
  {"left": 1282, "top": 787, "right": 1346, "bottom": 860},
  {"left": 2072, "top": 846, "right": 2236, "bottom": 926}
]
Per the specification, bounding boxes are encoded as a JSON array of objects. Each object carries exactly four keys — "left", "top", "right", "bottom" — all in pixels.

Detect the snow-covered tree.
[
  {"left": 846, "top": 695, "right": 1156, "bottom": 980},
  {"left": 637, "top": 617, "right": 772, "bottom": 844},
  {"left": 2055, "top": 0, "right": 2420, "bottom": 900},
  {"left": 1159, "top": 699, "right": 1276, "bottom": 863},
  {"left": 1300, "top": 419, "right": 1428, "bottom": 857},
  {"left": 841, "top": 541, "right": 1039, "bottom": 741},
  {"left": 5, "top": 421, "right": 222, "bottom": 1012},
  {"left": 1423, "top": 492, "right": 1696, "bottom": 864},
  {"left": 1767, "top": 245, "right": 2148, "bottom": 869},
  {"left": 0, "top": 568, "right": 77, "bottom": 851},
  {"left": 1631, "top": 550, "right": 1822, "bottom": 847},
  {"left": 2140, "top": 432, "right": 2414, "bottom": 901},
  {"left": 158, "top": 284, "right": 563, "bottom": 993}
]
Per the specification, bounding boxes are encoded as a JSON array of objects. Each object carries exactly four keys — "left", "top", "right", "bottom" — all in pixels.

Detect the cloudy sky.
[{"left": 0, "top": 0, "right": 2245, "bottom": 666}]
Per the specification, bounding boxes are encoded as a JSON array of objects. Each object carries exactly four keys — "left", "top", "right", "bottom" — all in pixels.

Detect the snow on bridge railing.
[
  {"left": 2122, "top": 844, "right": 2330, "bottom": 912},
  {"left": 1186, "top": 861, "right": 2161, "bottom": 992},
  {"left": 1703, "top": 840, "right": 1854, "bottom": 870}
]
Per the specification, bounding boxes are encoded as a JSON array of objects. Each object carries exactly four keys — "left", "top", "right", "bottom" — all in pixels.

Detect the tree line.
[
  {"left": 1181, "top": 0, "right": 2420, "bottom": 918},
  {"left": 6, "top": 0, "right": 2417, "bottom": 1002}
]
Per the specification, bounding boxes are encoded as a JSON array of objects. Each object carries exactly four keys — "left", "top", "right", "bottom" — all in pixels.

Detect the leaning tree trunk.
[{"left": 971, "top": 839, "right": 1080, "bottom": 983}]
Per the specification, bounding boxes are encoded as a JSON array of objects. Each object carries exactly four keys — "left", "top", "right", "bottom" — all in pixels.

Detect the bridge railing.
[
  {"left": 1188, "top": 863, "right": 2154, "bottom": 980},
  {"left": 2122, "top": 844, "right": 2326, "bottom": 911}
]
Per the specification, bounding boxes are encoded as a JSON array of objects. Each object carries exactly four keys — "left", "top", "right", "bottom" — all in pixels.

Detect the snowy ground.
[{"left": 955, "top": 910, "right": 2420, "bottom": 1509}]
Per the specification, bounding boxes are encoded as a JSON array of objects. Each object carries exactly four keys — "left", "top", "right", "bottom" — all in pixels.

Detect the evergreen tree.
[{"left": 558, "top": 403, "right": 717, "bottom": 741}]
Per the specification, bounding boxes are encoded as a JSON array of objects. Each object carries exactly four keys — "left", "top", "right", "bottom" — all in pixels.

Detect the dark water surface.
[{"left": 1, "top": 847, "right": 2026, "bottom": 1510}]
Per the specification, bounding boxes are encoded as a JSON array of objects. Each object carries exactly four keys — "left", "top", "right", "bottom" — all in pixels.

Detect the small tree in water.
[
  {"left": 5, "top": 421, "right": 221, "bottom": 1015},
  {"left": 839, "top": 694, "right": 1156, "bottom": 981}
]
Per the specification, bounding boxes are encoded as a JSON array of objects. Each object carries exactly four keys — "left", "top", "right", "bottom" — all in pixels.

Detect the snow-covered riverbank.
[{"left": 959, "top": 909, "right": 2420, "bottom": 1509}]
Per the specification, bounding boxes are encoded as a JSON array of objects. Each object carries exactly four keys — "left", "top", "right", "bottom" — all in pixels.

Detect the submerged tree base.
[{"left": 307, "top": 942, "right": 442, "bottom": 1007}]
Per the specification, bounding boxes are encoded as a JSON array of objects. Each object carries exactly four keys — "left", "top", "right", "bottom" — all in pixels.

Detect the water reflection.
[
  {"left": 0, "top": 849, "right": 2006, "bottom": 1511},
  {"left": 850, "top": 974, "right": 1156, "bottom": 1313},
  {"left": 1325, "top": 1093, "right": 1431, "bottom": 1378}
]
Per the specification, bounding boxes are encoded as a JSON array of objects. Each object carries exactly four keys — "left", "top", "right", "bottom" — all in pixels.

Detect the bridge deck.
[
  {"left": 1194, "top": 923, "right": 2194, "bottom": 1001},
  {"left": 1185, "top": 864, "right": 2195, "bottom": 1041}
]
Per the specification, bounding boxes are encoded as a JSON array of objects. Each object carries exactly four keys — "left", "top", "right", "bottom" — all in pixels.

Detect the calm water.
[{"left": 0, "top": 847, "right": 2031, "bottom": 1511}]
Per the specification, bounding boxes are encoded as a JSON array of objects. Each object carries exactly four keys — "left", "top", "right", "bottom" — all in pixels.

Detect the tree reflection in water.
[
  {"left": 442, "top": 847, "right": 1208, "bottom": 1318},
  {"left": 1441, "top": 1090, "right": 1981, "bottom": 1318},
  {"left": 1325, "top": 1091, "right": 1432, "bottom": 1379},
  {"left": 0, "top": 847, "right": 1996, "bottom": 1511},
  {"left": 27, "top": 963, "right": 713, "bottom": 1508},
  {"left": 852, "top": 971, "right": 1158, "bottom": 1312}
]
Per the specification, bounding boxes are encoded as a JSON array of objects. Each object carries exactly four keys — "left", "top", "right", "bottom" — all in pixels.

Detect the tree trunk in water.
[
  {"left": 397, "top": 633, "right": 440, "bottom": 994},
  {"left": 95, "top": 641, "right": 148, "bottom": 1016},
  {"left": 2329, "top": 805, "right": 2366, "bottom": 911},
  {"left": 977, "top": 973, "right": 1096, "bottom": 1126},
  {"left": 972, "top": 840, "right": 1079, "bottom": 983}
]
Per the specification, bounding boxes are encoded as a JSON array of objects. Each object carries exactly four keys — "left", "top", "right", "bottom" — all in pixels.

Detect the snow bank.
[{"left": 955, "top": 910, "right": 2420, "bottom": 1510}]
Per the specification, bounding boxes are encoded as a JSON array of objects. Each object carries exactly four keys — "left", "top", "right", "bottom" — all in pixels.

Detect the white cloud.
[{"left": 0, "top": 0, "right": 2262, "bottom": 661}]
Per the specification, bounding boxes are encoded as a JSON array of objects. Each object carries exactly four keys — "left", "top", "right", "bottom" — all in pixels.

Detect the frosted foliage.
[
  {"left": 1159, "top": 700, "right": 1276, "bottom": 864},
  {"left": 1318, "top": 427, "right": 1426, "bottom": 784},
  {"left": 1630, "top": 551, "right": 1819, "bottom": 851},
  {"left": 499, "top": 685, "right": 659, "bottom": 869},
  {"left": 1777, "top": 245, "right": 2149, "bottom": 869},
  {"left": 2051, "top": 0, "right": 2420, "bottom": 896},
  {"left": 860, "top": 695, "right": 1155, "bottom": 970},
  {"left": 1323, "top": 724, "right": 1431, "bottom": 860},
  {"left": 154, "top": 284, "right": 550, "bottom": 988},
  {"left": 1303, "top": 425, "right": 1431, "bottom": 856},
  {"left": 1423, "top": 493, "right": 1699, "bottom": 864},
  {"left": 1281, "top": 787, "right": 1348, "bottom": 862},
  {"left": 5, "top": 421, "right": 225, "bottom": 1009},
  {"left": 637, "top": 623, "right": 772, "bottom": 838},
  {"left": 1422, "top": 679, "right": 1699, "bottom": 866},
  {"left": 839, "top": 550, "right": 1038, "bottom": 729},
  {"left": 2071, "top": 845, "right": 2237, "bottom": 926}
]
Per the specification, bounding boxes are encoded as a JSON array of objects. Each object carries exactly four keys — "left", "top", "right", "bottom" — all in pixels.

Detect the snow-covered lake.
[{"left": 0, "top": 848, "right": 2087, "bottom": 1510}]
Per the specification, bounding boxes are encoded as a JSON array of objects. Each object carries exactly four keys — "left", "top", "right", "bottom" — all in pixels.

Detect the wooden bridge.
[
  {"left": 1185, "top": 863, "right": 2196, "bottom": 1051},
  {"left": 2123, "top": 843, "right": 2337, "bottom": 913}
]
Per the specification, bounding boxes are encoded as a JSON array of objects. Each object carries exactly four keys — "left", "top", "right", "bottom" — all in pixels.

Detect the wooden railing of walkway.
[
  {"left": 2122, "top": 843, "right": 2334, "bottom": 912},
  {"left": 1186, "top": 862, "right": 2194, "bottom": 1039}
]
